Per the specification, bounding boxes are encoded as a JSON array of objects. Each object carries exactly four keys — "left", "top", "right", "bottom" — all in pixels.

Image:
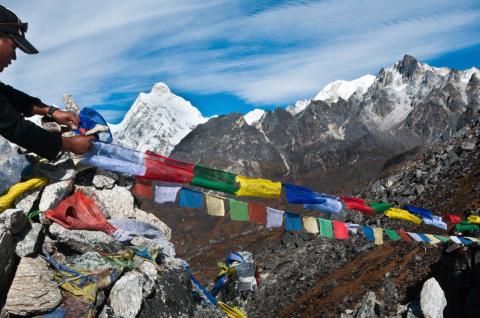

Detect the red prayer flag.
[
  {"left": 248, "top": 203, "right": 266, "bottom": 225},
  {"left": 133, "top": 177, "right": 153, "bottom": 199},
  {"left": 396, "top": 229, "right": 413, "bottom": 243},
  {"left": 340, "top": 196, "right": 375, "bottom": 216},
  {"left": 142, "top": 150, "right": 195, "bottom": 183},
  {"left": 333, "top": 221, "right": 349, "bottom": 239},
  {"left": 442, "top": 213, "right": 461, "bottom": 225}
]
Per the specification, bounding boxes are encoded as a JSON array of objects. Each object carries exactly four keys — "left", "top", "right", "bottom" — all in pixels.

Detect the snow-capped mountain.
[
  {"left": 112, "top": 83, "right": 207, "bottom": 155},
  {"left": 244, "top": 109, "right": 265, "bottom": 126},
  {"left": 314, "top": 74, "right": 376, "bottom": 103}
]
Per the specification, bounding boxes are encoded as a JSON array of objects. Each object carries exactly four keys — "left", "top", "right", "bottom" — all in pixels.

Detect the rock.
[
  {"left": 92, "top": 170, "right": 118, "bottom": 190},
  {"left": 415, "top": 184, "right": 425, "bottom": 195},
  {"left": 39, "top": 179, "right": 74, "bottom": 211},
  {"left": 65, "top": 251, "right": 117, "bottom": 272},
  {"left": 0, "top": 208, "right": 28, "bottom": 235},
  {"left": 5, "top": 256, "right": 62, "bottom": 316},
  {"left": 354, "top": 291, "right": 377, "bottom": 318},
  {"left": 139, "top": 260, "right": 158, "bottom": 297},
  {"left": 108, "top": 271, "right": 144, "bottom": 318},
  {"left": 76, "top": 185, "right": 135, "bottom": 219},
  {"left": 49, "top": 223, "right": 123, "bottom": 254},
  {"left": 15, "top": 223, "right": 43, "bottom": 257},
  {"left": 14, "top": 188, "right": 41, "bottom": 213},
  {"left": 134, "top": 208, "right": 172, "bottom": 240},
  {"left": 420, "top": 277, "right": 447, "bottom": 318},
  {"left": 460, "top": 142, "right": 475, "bottom": 151},
  {"left": 446, "top": 150, "right": 459, "bottom": 166},
  {"left": 380, "top": 277, "right": 399, "bottom": 316},
  {"left": 0, "top": 228, "right": 16, "bottom": 300}
]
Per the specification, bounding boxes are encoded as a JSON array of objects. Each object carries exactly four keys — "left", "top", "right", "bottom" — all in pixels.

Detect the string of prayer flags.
[
  {"left": 340, "top": 197, "right": 375, "bottom": 216},
  {"left": 248, "top": 203, "right": 266, "bottom": 225},
  {"left": 154, "top": 184, "right": 181, "bottom": 204},
  {"left": 318, "top": 218, "right": 333, "bottom": 238},
  {"left": 206, "top": 194, "right": 225, "bottom": 216},
  {"left": 143, "top": 150, "right": 195, "bottom": 183},
  {"left": 191, "top": 165, "right": 239, "bottom": 194},
  {"left": 443, "top": 213, "right": 461, "bottom": 225},
  {"left": 303, "top": 194, "right": 343, "bottom": 214},
  {"left": 423, "top": 215, "right": 448, "bottom": 230},
  {"left": 235, "top": 176, "right": 282, "bottom": 198},
  {"left": 417, "top": 233, "right": 431, "bottom": 243},
  {"left": 285, "top": 212, "right": 303, "bottom": 231},
  {"left": 455, "top": 221, "right": 479, "bottom": 233},
  {"left": 179, "top": 188, "right": 204, "bottom": 209},
  {"left": 333, "top": 221, "right": 349, "bottom": 239},
  {"left": 407, "top": 232, "right": 424, "bottom": 243},
  {"left": 368, "top": 202, "right": 393, "bottom": 214},
  {"left": 133, "top": 177, "right": 153, "bottom": 199},
  {"left": 347, "top": 223, "right": 360, "bottom": 234},
  {"left": 283, "top": 184, "right": 327, "bottom": 204},
  {"left": 467, "top": 215, "right": 480, "bottom": 224},
  {"left": 373, "top": 228, "right": 384, "bottom": 245},
  {"left": 229, "top": 199, "right": 249, "bottom": 221},
  {"left": 385, "top": 208, "right": 422, "bottom": 224},
  {"left": 362, "top": 226, "right": 375, "bottom": 242},
  {"left": 403, "top": 205, "right": 433, "bottom": 220},
  {"left": 384, "top": 229, "right": 401, "bottom": 241},
  {"left": 266, "top": 207, "right": 284, "bottom": 229},
  {"left": 397, "top": 230, "right": 414, "bottom": 242},
  {"left": 303, "top": 217, "right": 319, "bottom": 234}
]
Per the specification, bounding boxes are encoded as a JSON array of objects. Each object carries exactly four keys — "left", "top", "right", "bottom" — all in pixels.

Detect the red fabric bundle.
[
  {"left": 132, "top": 177, "right": 153, "bottom": 199},
  {"left": 396, "top": 229, "right": 413, "bottom": 243},
  {"left": 333, "top": 221, "right": 349, "bottom": 239},
  {"left": 142, "top": 150, "right": 195, "bottom": 183},
  {"left": 442, "top": 213, "right": 461, "bottom": 225},
  {"left": 340, "top": 196, "right": 375, "bottom": 216},
  {"left": 248, "top": 203, "right": 266, "bottom": 225},
  {"left": 45, "top": 191, "right": 117, "bottom": 235}
]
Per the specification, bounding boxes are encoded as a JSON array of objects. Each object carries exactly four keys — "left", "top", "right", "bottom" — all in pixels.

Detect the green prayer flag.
[
  {"left": 318, "top": 218, "right": 333, "bottom": 238},
  {"left": 191, "top": 165, "right": 239, "bottom": 194},
  {"left": 455, "top": 222, "right": 479, "bottom": 232},
  {"left": 433, "top": 235, "right": 450, "bottom": 243},
  {"left": 384, "top": 229, "right": 401, "bottom": 241},
  {"left": 368, "top": 202, "right": 393, "bottom": 214},
  {"left": 229, "top": 199, "right": 249, "bottom": 221}
]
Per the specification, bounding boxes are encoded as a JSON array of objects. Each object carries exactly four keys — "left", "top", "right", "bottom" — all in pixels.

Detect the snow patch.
[
  {"left": 286, "top": 99, "right": 311, "bottom": 115},
  {"left": 244, "top": 109, "right": 265, "bottom": 125},
  {"left": 314, "top": 74, "right": 376, "bottom": 103}
]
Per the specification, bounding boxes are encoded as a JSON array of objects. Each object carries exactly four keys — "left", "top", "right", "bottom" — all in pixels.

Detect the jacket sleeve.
[
  {"left": 0, "top": 82, "right": 42, "bottom": 117},
  {"left": 0, "top": 95, "right": 62, "bottom": 160}
]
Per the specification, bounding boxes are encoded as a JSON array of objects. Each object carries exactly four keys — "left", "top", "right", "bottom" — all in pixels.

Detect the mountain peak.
[
  {"left": 313, "top": 74, "right": 376, "bottom": 104},
  {"left": 151, "top": 82, "right": 171, "bottom": 95},
  {"left": 397, "top": 54, "right": 420, "bottom": 77}
]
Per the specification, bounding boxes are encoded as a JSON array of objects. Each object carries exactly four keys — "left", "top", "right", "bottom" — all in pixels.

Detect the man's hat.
[{"left": 0, "top": 5, "right": 38, "bottom": 54}]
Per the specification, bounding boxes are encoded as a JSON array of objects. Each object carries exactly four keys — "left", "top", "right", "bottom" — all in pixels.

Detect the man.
[{"left": 0, "top": 5, "right": 93, "bottom": 161}]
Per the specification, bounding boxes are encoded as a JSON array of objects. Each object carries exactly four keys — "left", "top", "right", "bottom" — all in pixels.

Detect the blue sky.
[{"left": 2, "top": 0, "right": 480, "bottom": 123}]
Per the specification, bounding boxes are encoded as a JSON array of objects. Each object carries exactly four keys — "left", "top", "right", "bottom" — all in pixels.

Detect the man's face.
[{"left": 0, "top": 36, "right": 16, "bottom": 72}]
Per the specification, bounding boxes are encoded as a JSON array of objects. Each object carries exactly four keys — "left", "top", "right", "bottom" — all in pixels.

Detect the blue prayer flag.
[
  {"left": 362, "top": 226, "right": 375, "bottom": 241},
  {"left": 417, "top": 233, "right": 431, "bottom": 243},
  {"left": 403, "top": 205, "right": 432, "bottom": 220},
  {"left": 283, "top": 184, "right": 327, "bottom": 204},
  {"left": 179, "top": 188, "right": 204, "bottom": 208},
  {"left": 303, "top": 197, "right": 343, "bottom": 214},
  {"left": 458, "top": 237, "right": 473, "bottom": 246},
  {"left": 285, "top": 212, "right": 303, "bottom": 231}
]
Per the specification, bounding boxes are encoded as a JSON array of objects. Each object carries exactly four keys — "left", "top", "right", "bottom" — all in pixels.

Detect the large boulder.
[
  {"left": 15, "top": 222, "right": 43, "bottom": 257},
  {"left": 0, "top": 208, "right": 28, "bottom": 235},
  {"left": 76, "top": 185, "right": 135, "bottom": 219},
  {"left": 39, "top": 179, "right": 74, "bottom": 211},
  {"left": 420, "top": 278, "right": 447, "bottom": 318}
]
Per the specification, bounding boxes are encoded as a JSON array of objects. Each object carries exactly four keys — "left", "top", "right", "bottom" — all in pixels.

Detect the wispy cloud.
[{"left": 2, "top": 0, "right": 479, "bottom": 122}]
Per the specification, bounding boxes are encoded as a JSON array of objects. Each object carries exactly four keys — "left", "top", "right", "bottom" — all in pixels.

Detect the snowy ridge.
[
  {"left": 112, "top": 82, "right": 207, "bottom": 155},
  {"left": 314, "top": 74, "right": 376, "bottom": 103},
  {"left": 244, "top": 109, "right": 265, "bottom": 125}
]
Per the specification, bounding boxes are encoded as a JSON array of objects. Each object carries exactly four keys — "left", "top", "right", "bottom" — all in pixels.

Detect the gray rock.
[
  {"left": 92, "top": 170, "right": 118, "bottom": 190},
  {"left": 420, "top": 278, "right": 446, "bottom": 318},
  {"left": 14, "top": 189, "right": 41, "bottom": 213},
  {"left": 76, "top": 185, "right": 135, "bottom": 219},
  {"left": 108, "top": 271, "right": 144, "bottom": 318},
  {"left": 48, "top": 223, "right": 123, "bottom": 254},
  {"left": 0, "top": 208, "right": 28, "bottom": 235},
  {"left": 139, "top": 260, "right": 158, "bottom": 297},
  {"left": 134, "top": 208, "right": 172, "bottom": 240},
  {"left": 354, "top": 291, "right": 377, "bottom": 318},
  {"left": 460, "top": 141, "right": 475, "bottom": 151},
  {"left": 5, "top": 256, "right": 62, "bottom": 316},
  {"left": 39, "top": 179, "right": 74, "bottom": 211},
  {"left": 15, "top": 223, "right": 43, "bottom": 257},
  {"left": 0, "top": 228, "right": 16, "bottom": 300}
]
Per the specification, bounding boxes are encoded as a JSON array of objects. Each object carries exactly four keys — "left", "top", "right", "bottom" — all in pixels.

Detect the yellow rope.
[{"left": 0, "top": 178, "right": 48, "bottom": 213}]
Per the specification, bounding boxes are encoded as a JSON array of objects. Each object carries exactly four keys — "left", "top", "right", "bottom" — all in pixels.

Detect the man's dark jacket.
[{"left": 0, "top": 82, "right": 62, "bottom": 160}]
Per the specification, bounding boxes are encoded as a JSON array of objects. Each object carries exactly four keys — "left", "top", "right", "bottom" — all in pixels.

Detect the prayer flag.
[
  {"left": 403, "top": 205, "right": 432, "bottom": 219},
  {"left": 385, "top": 208, "right": 422, "bottom": 224},
  {"left": 467, "top": 215, "right": 480, "bottom": 225},
  {"left": 191, "top": 165, "right": 239, "bottom": 194},
  {"left": 442, "top": 213, "right": 461, "bottom": 225},
  {"left": 341, "top": 197, "right": 374, "bottom": 215},
  {"left": 333, "top": 221, "right": 349, "bottom": 239},
  {"left": 248, "top": 203, "right": 266, "bottom": 225},
  {"left": 283, "top": 184, "right": 327, "bottom": 204},
  {"left": 373, "top": 228, "right": 384, "bottom": 245},
  {"left": 235, "top": 176, "right": 281, "bottom": 198},
  {"left": 433, "top": 235, "right": 450, "bottom": 243},
  {"left": 285, "top": 212, "right": 303, "bottom": 231},
  {"left": 303, "top": 195, "right": 343, "bottom": 214},
  {"left": 397, "top": 230, "right": 413, "bottom": 242},
  {"left": 229, "top": 199, "right": 249, "bottom": 221},
  {"left": 143, "top": 150, "right": 195, "bottom": 183},
  {"left": 423, "top": 215, "right": 447, "bottom": 230},
  {"left": 458, "top": 237, "right": 473, "bottom": 246},
  {"left": 318, "top": 218, "right": 333, "bottom": 238},
  {"left": 179, "top": 188, "right": 204, "bottom": 208},
  {"left": 133, "top": 177, "right": 153, "bottom": 199},
  {"left": 466, "top": 237, "right": 479, "bottom": 243},
  {"left": 450, "top": 236, "right": 462, "bottom": 244},
  {"left": 368, "top": 202, "right": 393, "bottom": 214},
  {"left": 154, "top": 184, "right": 181, "bottom": 204},
  {"left": 424, "top": 234, "right": 441, "bottom": 244},
  {"left": 346, "top": 223, "right": 360, "bottom": 234},
  {"left": 303, "top": 217, "right": 319, "bottom": 234},
  {"left": 407, "top": 232, "right": 423, "bottom": 242},
  {"left": 362, "top": 226, "right": 375, "bottom": 241},
  {"left": 206, "top": 195, "right": 225, "bottom": 216},
  {"left": 455, "top": 221, "right": 479, "bottom": 233},
  {"left": 384, "top": 229, "right": 401, "bottom": 241},
  {"left": 417, "top": 233, "right": 431, "bottom": 243},
  {"left": 266, "top": 207, "right": 284, "bottom": 229}
]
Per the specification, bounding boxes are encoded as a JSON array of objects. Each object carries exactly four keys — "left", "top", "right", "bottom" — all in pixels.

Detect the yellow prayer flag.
[
  {"left": 466, "top": 236, "right": 479, "bottom": 243},
  {"left": 206, "top": 194, "right": 225, "bottom": 216},
  {"left": 385, "top": 208, "right": 422, "bottom": 224},
  {"left": 467, "top": 215, "right": 480, "bottom": 225},
  {"left": 303, "top": 217, "right": 319, "bottom": 234},
  {"left": 373, "top": 227, "right": 383, "bottom": 245},
  {"left": 234, "top": 175, "right": 282, "bottom": 198},
  {"left": 424, "top": 234, "right": 441, "bottom": 245}
]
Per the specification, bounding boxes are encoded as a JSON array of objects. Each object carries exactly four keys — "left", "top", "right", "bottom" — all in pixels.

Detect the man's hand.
[
  {"left": 52, "top": 110, "right": 80, "bottom": 130},
  {"left": 61, "top": 135, "right": 95, "bottom": 155}
]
